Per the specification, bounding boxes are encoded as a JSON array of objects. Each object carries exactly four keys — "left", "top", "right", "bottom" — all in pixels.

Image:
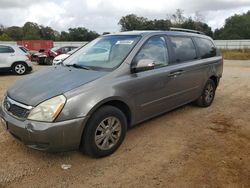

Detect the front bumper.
[{"left": 0, "top": 106, "right": 86, "bottom": 152}]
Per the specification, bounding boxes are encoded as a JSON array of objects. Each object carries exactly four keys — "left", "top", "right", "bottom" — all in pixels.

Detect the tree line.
[
  {"left": 0, "top": 9, "right": 250, "bottom": 41},
  {"left": 119, "top": 9, "right": 213, "bottom": 37},
  {"left": 0, "top": 22, "right": 99, "bottom": 41}
]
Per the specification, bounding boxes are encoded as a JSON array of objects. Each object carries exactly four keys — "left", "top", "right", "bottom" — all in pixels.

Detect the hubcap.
[
  {"left": 15, "top": 64, "right": 26, "bottom": 74},
  {"left": 95, "top": 117, "right": 122, "bottom": 150},
  {"left": 204, "top": 83, "right": 214, "bottom": 103}
]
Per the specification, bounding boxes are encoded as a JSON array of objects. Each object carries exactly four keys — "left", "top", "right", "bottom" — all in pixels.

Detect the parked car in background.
[
  {"left": 0, "top": 30, "right": 223, "bottom": 158},
  {"left": 37, "top": 46, "right": 78, "bottom": 65},
  {"left": 53, "top": 47, "right": 79, "bottom": 65},
  {"left": 31, "top": 49, "right": 46, "bottom": 62},
  {"left": 0, "top": 44, "right": 32, "bottom": 75}
]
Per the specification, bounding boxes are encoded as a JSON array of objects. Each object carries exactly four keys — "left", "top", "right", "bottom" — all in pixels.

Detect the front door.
[{"left": 128, "top": 35, "right": 180, "bottom": 122}]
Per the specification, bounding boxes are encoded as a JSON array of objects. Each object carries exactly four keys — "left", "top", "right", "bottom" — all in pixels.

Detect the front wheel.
[
  {"left": 195, "top": 79, "right": 216, "bottom": 107},
  {"left": 45, "top": 56, "right": 54, "bottom": 65},
  {"left": 81, "top": 106, "right": 127, "bottom": 158}
]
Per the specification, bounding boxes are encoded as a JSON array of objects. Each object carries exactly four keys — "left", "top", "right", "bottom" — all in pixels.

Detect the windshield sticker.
[{"left": 116, "top": 40, "right": 134, "bottom": 45}]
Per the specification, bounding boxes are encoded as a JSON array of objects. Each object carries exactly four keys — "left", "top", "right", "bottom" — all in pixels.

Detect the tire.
[
  {"left": 195, "top": 79, "right": 216, "bottom": 107},
  {"left": 38, "top": 57, "right": 46, "bottom": 65},
  {"left": 45, "top": 56, "right": 53, "bottom": 65},
  {"left": 81, "top": 106, "right": 127, "bottom": 158},
  {"left": 12, "top": 62, "right": 27, "bottom": 75}
]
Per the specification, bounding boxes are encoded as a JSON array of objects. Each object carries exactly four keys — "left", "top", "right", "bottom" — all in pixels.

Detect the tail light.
[{"left": 26, "top": 54, "right": 31, "bottom": 60}]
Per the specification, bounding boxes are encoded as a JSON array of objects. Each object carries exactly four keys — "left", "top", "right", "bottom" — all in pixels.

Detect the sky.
[{"left": 0, "top": 0, "right": 250, "bottom": 33}]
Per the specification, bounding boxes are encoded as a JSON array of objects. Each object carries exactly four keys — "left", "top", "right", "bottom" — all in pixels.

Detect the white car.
[
  {"left": 53, "top": 48, "right": 79, "bottom": 65},
  {"left": 0, "top": 44, "right": 32, "bottom": 75}
]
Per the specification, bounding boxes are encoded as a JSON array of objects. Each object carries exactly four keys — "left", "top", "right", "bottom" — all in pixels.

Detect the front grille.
[{"left": 3, "top": 97, "right": 31, "bottom": 119}]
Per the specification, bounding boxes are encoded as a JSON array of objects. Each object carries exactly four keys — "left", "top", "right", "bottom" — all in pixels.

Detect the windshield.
[
  {"left": 67, "top": 48, "right": 79, "bottom": 55},
  {"left": 51, "top": 47, "right": 61, "bottom": 52},
  {"left": 63, "top": 35, "right": 141, "bottom": 71}
]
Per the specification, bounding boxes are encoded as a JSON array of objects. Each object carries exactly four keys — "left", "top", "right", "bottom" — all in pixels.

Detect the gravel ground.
[{"left": 0, "top": 61, "right": 250, "bottom": 187}]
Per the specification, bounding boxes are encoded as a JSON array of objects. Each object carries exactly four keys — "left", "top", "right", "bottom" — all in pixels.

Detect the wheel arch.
[
  {"left": 79, "top": 97, "right": 132, "bottom": 150},
  {"left": 11, "top": 61, "right": 28, "bottom": 69},
  {"left": 85, "top": 97, "right": 132, "bottom": 128},
  {"left": 209, "top": 75, "right": 219, "bottom": 88}
]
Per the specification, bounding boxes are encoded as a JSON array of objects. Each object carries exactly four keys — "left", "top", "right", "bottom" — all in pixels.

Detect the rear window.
[
  {"left": 19, "top": 47, "right": 28, "bottom": 53},
  {"left": 194, "top": 37, "right": 216, "bottom": 59},
  {"left": 0, "top": 46, "right": 15, "bottom": 53},
  {"left": 169, "top": 36, "right": 197, "bottom": 63}
]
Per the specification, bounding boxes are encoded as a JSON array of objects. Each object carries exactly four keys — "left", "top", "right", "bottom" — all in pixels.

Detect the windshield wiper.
[{"left": 65, "top": 64, "right": 92, "bottom": 70}]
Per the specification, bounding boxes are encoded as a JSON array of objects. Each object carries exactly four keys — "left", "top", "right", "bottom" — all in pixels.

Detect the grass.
[{"left": 220, "top": 49, "right": 250, "bottom": 60}]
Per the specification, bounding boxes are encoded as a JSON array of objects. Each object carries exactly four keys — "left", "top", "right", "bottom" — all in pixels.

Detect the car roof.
[
  {"left": 105, "top": 30, "right": 212, "bottom": 40},
  {"left": 0, "top": 44, "right": 28, "bottom": 54}
]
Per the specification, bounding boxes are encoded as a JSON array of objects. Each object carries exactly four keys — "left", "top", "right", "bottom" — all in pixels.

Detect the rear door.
[
  {"left": 0, "top": 46, "right": 15, "bottom": 68},
  {"left": 165, "top": 35, "right": 208, "bottom": 105}
]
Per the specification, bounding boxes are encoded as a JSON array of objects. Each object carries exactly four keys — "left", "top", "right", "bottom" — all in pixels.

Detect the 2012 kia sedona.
[{"left": 0, "top": 30, "right": 223, "bottom": 158}]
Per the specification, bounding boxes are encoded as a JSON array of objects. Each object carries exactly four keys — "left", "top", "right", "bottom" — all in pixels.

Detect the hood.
[
  {"left": 54, "top": 54, "right": 70, "bottom": 61},
  {"left": 7, "top": 66, "right": 107, "bottom": 106}
]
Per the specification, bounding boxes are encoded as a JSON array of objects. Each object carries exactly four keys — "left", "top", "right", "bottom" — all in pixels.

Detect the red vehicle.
[{"left": 37, "top": 46, "right": 78, "bottom": 65}]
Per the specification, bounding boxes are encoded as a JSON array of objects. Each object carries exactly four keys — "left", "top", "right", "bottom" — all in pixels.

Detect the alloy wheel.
[
  {"left": 204, "top": 83, "right": 214, "bottom": 103},
  {"left": 94, "top": 117, "right": 122, "bottom": 150},
  {"left": 15, "top": 64, "right": 26, "bottom": 75}
]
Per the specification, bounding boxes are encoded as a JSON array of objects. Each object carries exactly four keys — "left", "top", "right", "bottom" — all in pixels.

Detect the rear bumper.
[{"left": 0, "top": 106, "right": 86, "bottom": 152}]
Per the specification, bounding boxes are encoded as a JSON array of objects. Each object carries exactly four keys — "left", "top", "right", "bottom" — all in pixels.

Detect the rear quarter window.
[
  {"left": 169, "top": 36, "right": 197, "bottom": 63},
  {"left": 19, "top": 47, "right": 28, "bottom": 53},
  {"left": 194, "top": 37, "right": 217, "bottom": 59}
]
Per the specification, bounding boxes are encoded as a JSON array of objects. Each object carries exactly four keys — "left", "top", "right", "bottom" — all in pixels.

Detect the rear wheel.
[
  {"left": 81, "top": 106, "right": 127, "bottom": 158},
  {"left": 195, "top": 79, "right": 216, "bottom": 107},
  {"left": 12, "top": 63, "right": 27, "bottom": 75}
]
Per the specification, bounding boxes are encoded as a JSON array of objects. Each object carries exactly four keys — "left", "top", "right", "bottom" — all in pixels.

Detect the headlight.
[{"left": 28, "top": 95, "right": 66, "bottom": 122}]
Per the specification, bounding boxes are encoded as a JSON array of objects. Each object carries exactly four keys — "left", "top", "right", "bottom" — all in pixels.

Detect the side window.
[
  {"left": 0, "top": 46, "right": 15, "bottom": 53},
  {"left": 195, "top": 38, "right": 216, "bottom": 59},
  {"left": 62, "top": 47, "right": 70, "bottom": 53},
  {"left": 169, "top": 37, "right": 197, "bottom": 63},
  {"left": 134, "top": 36, "right": 169, "bottom": 67}
]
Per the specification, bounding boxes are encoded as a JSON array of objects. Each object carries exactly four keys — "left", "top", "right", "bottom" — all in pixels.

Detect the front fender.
[{"left": 55, "top": 84, "right": 134, "bottom": 122}]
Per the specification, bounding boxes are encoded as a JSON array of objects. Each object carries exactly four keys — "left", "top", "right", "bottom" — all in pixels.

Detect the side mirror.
[{"left": 131, "top": 59, "right": 155, "bottom": 73}]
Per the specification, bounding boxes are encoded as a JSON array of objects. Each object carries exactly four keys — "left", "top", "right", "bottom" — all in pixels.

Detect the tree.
[
  {"left": 146, "top": 19, "right": 171, "bottom": 30},
  {"left": 0, "top": 33, "right": 12, "bottom": 41},
  {"left": 118, "top": 14, "right": 171, "bottom": 31},
  {"left": 60, "top": 31, "right": 70, "bottom": 41},
  {"left": 181, "top": 18, "right": 213, "bottom": 37},
  {"left": 118, "top": 14, "right": 148, "bottom": 31},
  {"left": 214, "top": 11, "right": 250, "bottom": 39},
  {"left": 40, "top": 26, "right": 57, "bottom": 40},
  {"left": 22, "top": 22, "right": 41, "bottom": 39},
  {"left": 5, "top": 26, "right": 23, "bottom": 40},
  {"left": 0, "top": 24, "right": 4, "bottom": 35},
  {"left": 169, "top": 9, "right": 186, "bottom": 26},
  {"left": 60, "top": 27, "right": 99, "bottom": 41}
]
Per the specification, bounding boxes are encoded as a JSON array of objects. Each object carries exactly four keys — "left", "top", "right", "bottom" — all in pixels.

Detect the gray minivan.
[{"left": 0, "top": 30, "right": 223, "bottom": 158}]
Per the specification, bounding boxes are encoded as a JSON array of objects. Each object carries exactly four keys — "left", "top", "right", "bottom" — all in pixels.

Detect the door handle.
[{"left": 168, "top": 70, "right": 183, "bottom": 77}]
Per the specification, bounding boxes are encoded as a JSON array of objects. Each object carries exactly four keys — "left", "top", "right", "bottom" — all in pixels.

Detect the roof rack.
[{"left": 169, "top": 27, "right": 205, "bottom": 35}]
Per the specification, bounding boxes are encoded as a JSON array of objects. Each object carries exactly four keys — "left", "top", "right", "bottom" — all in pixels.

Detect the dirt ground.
[{"left": 0, "top": 60, "right": 250, "bottom": 188}]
